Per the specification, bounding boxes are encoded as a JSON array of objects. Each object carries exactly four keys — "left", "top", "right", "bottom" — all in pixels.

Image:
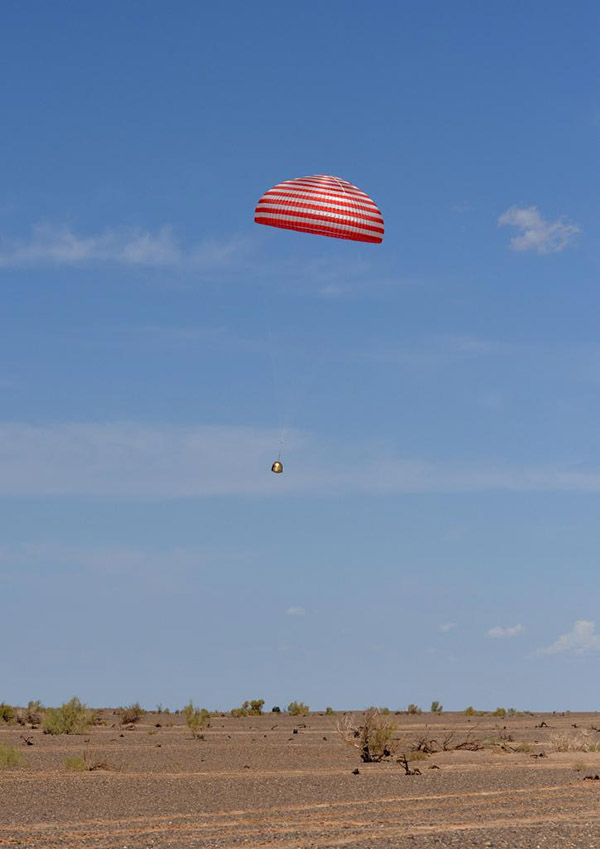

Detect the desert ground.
[{"left": 2, "top": 709, "right": 600, "bottom": 848}]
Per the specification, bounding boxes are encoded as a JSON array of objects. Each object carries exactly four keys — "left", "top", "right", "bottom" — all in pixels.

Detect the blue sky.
[{"left": 1, "top": 0, "right": 599, "bottom": 711}]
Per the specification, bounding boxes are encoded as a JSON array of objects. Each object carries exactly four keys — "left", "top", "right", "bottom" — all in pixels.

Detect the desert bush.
[
  {"left": 232, "top": 699, "right": 264, "bottom": 717},
  {"left": 430, "top": 701, "right": 443, "bottom": 714},
  {"left": 407, "top": 704, "right": 422, "bottom": 715},
  {"left": 119, "top": 703, "right": 145, "bottom": 725},
  {"left": 0, "top": 744, "right": 22, "bottom": 768},
  {"left": 43, "top": 697, "right": 95, "bottom": 735},
  {"left": 182, "top": 701, "right": 210, "bottom": 739},
  {"left": 338, "top": 709, "right": 398, "bottom": 763},
  {"left": 325, "top": 706, "right": 335, "bottom": 716},
  {"left": 25, "top": 700, "right": 43, "bottom": 727},
  {"left": 492, "top": 707, "right": 506, "bottom": 718},
  {"left": 287, "top": 701, "right": 309, "bottom": 716},
  {"left": 0, "top": 703, "right": 15, "bottom": 724},
  {"left": 463, "top": 706, "right": 483, "bottom": 716}
]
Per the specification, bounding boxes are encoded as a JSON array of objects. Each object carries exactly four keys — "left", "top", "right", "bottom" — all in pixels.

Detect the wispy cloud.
[
  {"left": 0, "top": 223, "right": 251, "bottom": 269},
  {"left": 498, "top": 206, "right": 580, "bottom": 254},
  {"left": 487, "top": 624, "right": 524, "bottom": 639},
  {"left": 285, "top": 606, "right": 306, "bottom": 616},
  {"left": 439, "top": 622, "right": 457, "bottom": 633},
  {"left": 4, "top": 421, "right": 600, "bottom": 498},
  {"left": 539, "top": 620, "right": 600, "bottom": 655}
]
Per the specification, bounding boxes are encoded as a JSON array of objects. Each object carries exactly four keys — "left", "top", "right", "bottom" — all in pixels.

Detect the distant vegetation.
[
  {"left": 430, "top": 701, "right": 443, "bottom": 714},
  {"left": 43, "top": 697, "right": 95, "bottom": 735},
  {"left": 231, "top": 699, "right": 264, "bottom": 717},
  {"left": 24, "top": 700, "right": 44, "bottom": 727},
  {"left": 287, "top": 701, "right": 309, "bottom": 716},
  {"left": 407, "top": 704, "right": 422, "bottom": 715}
]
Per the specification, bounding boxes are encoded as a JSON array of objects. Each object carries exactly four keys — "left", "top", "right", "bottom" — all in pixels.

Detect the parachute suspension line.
[{"left": 264, "top": 293, "right": 286, "bottom": 474}]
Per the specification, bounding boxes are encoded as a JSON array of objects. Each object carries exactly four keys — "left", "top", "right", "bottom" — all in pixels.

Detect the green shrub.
[
  {"left": 0, "top": 744, "right": 22, "bottom": 768},
  {"left": 463, "top": 706, "right": 480, "bottom": 716},
  {"left": 287, "top": 701, "right": 309, "bottom": 716},
  {"left": 182, "top": 701, "right": 210, "bottom": 739},
  {"left": 492, "top": 707, "right": 506, "bottom": 718},
  {"left": 232, "top": 699, "right": 264, "bottom": 717},
  {"left": 0, "top": 703, "right": 15, "bottom": 724},
  {"left": 325, "top": 706, "right": 335, "bottom": 716},
  {"left": 407, "top": 704, "right": 422, "bottom": 715},
  {"left": 43, "top": 697, "right": 95, "bottom": 735},
  {"left": 430, "top": 701, "right": 443, "bottom": 714},
  {"left": 119, "top": 703, "right": 145, "bottom": 725}
]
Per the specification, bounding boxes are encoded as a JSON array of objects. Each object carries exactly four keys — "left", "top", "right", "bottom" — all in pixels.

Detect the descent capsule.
[{"left": 271, "top": 460, "right": 283, "bottom": 474}]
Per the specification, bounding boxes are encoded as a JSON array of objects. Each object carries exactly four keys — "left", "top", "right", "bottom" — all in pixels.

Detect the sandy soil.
[{"left": 2, "top": 710, "right": 600, "bottom": 848}]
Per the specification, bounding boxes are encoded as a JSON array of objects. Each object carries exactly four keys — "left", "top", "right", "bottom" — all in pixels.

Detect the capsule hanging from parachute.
[{"left": 256, "top": 175, "right": 384, "bottom": 474}]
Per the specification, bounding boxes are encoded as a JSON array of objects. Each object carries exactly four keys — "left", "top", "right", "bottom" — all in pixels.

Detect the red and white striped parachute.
[{"left": 254, "top": 175, "right": 384, "bottom": 244}]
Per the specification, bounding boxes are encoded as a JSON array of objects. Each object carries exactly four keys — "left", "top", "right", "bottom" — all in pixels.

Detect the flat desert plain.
[{"left": 2, "top": 710, "right": 600, "bottom": 848}]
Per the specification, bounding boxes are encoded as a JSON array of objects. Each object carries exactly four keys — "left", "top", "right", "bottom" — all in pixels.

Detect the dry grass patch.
[{"left": 0, "top": 744, "right": 22, "bottom": 768}]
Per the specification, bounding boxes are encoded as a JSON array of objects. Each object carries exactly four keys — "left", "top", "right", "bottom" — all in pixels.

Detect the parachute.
[
  {"left": 256, "top": 175, "right": 384, "bottom": 473},
  {"left": 255, "top": 175, "right": 384, "bottom": 244}
]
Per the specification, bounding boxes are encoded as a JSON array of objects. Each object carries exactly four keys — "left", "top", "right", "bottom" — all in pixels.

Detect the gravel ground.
[{"left": 1, "top": 711, "right": 600, "bottom": 848}]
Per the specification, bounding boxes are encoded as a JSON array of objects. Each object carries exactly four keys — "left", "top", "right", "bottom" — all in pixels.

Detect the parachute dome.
[{"left": 254, "top": 175, "right": 384, "bottom": 244}]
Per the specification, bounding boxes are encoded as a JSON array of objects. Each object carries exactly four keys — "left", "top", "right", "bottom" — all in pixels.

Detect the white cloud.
[
  {"left": 487, "top": 624, "right": 524, "bottom": 639},
  {"left": 439, "top": 622, "right": 457, "bottom": 633},
  {"left": 539, "top": 620, "right": 600, "bottom": 655},
  {"left": 498, "top": 206, "right": 580, "bottom": 254},
  {"left": 0, "top": 223, "right": 251, "bottom": 270},
  {"left": 4, "top": 422, "right": 600, "bottom": 498},
  {"left": 285, "top": 606, "right": 306, "bottom": 616}
]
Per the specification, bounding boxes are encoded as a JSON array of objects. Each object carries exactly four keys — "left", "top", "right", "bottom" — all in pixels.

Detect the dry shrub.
[
  {"left": 64, "top": 747, "right": 110, "bottom": 772},
  {"left": 550, "top": 731, "right": 599, "bottom": 752},
  {"left": 338, "top": 709, "right": 398, "bottom": 762},
  {"left": 119, "top": 703, "right": 144, "bottom": 726},
  {"left": 411, "top": 730, "right": 483, "bottom": 754},
  {"left": 25, "top": 700, "right": 43, "bottom": 727}
]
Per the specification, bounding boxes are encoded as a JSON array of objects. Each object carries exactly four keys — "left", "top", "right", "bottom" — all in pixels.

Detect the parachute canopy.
[{"left": 254, "top": 175, "right": 384, "bottom": 244}]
